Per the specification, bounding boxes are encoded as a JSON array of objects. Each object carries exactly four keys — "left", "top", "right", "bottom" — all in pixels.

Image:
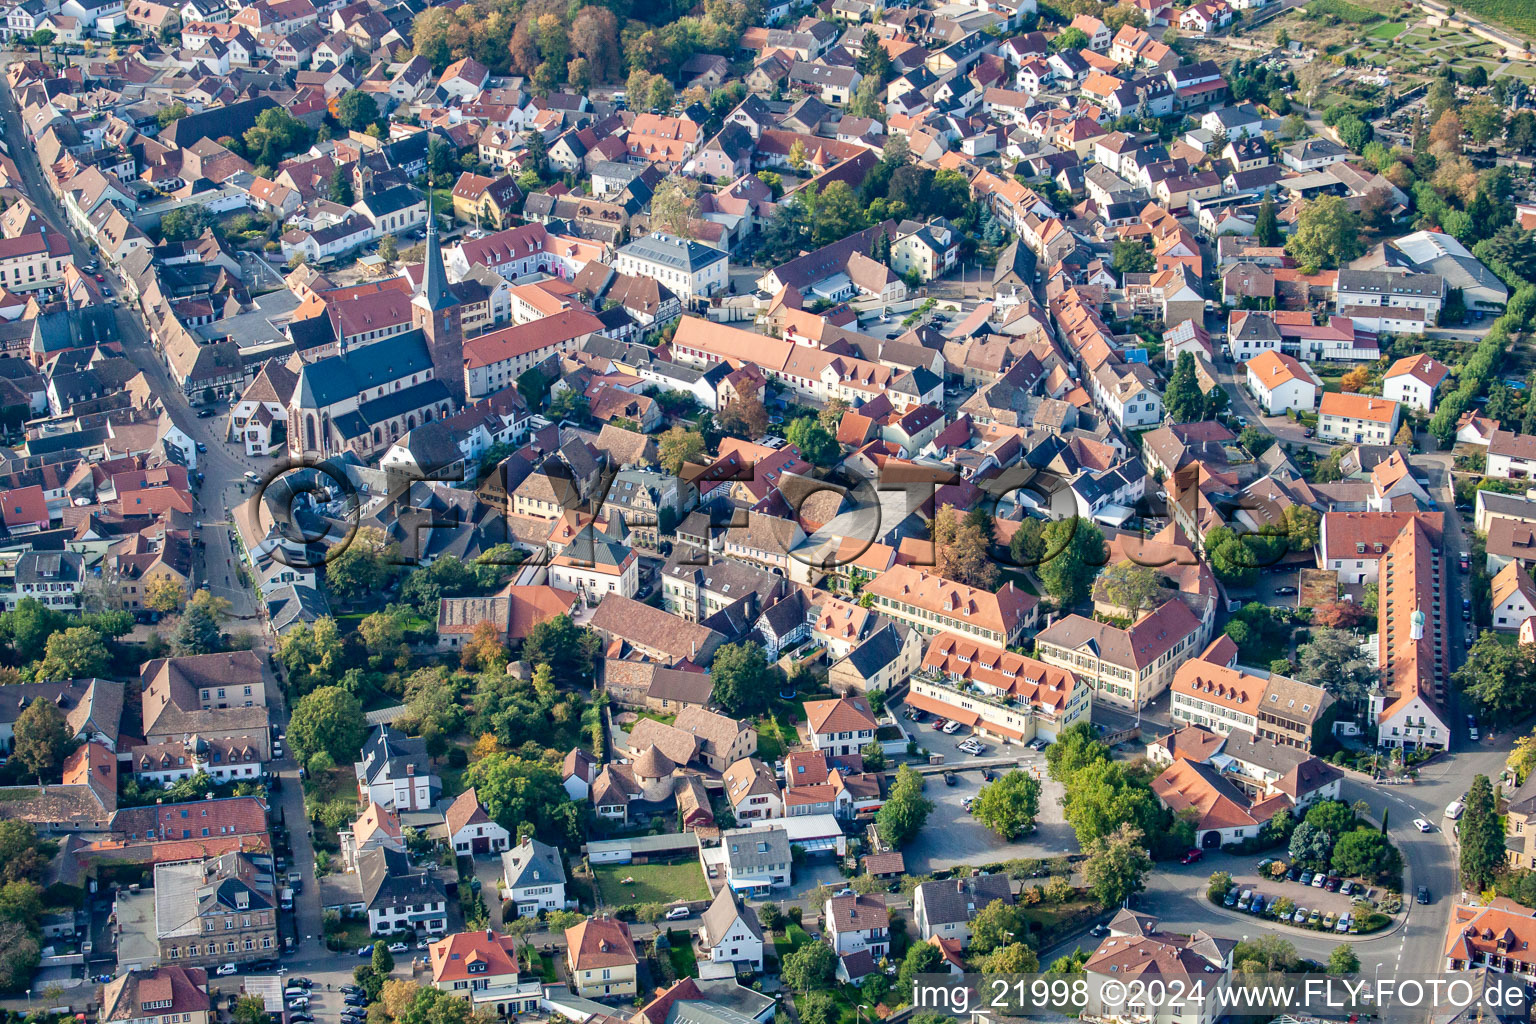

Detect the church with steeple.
[
  {"left": 412, "top": 198, "right": 466, "bottom": 407},
  {"left": 287, "top": 193, "right": 462, "bottom": 461}
]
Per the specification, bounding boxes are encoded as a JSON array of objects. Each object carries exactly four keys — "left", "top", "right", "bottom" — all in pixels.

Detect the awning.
[{"left": 903, "top": 691, "right": 980, "bottom": 726}]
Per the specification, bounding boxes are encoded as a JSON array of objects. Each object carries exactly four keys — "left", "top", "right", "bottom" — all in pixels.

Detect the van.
[{"left": 1446, "top": 800, "right": 1465, "bottom": 820}]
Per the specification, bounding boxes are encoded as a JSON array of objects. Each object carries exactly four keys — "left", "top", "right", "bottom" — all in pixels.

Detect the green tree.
[
  {"left": 786, "top": 415, "right": 838, "bottom": 466},
  {"left": 371, "top": 941, "right": 395, "bottom": 976},
  {"left": 781, "top": 941, "right": 836, "bottom": 991},
  {"left": 877, "top": 765, "right": 934, "bottom": 847},
  {"left": 1097, "top": 562, "right": 1161, "bottom": 613},
  {"left": 12, "top": 698, "right": 69, "bottom": 781},
  {"left": 709, "top": 642, "right": 778, "bottom": 717},
  {"left": 172, "top": 603, "right": 223, "bottom": 655},
  {"left": 278, "top": 616, "right": 348, "bottom": 695},
  {"left": 1327, "top": 944, "right": 1361, "bottom": 974},
  {"left": 160, "top": 206, "right": 209, "bottom": 242},
  {"left": 1038, "top": 517, "right": 1106, "bottom": 608},
  {"left": 1295, "top": 628, "right": 1378, "bottom": 704},
  {"left": 1509, "top": 731, "right": 1536, "bottom": 785},
  {"left": 969, "top": 898, "right": 1025, "bottom": 955},
  {"left": 856, "top": 28, "right": 892, "bottom": 81},
  {"left": 1061, "top": 760, "right": 1163, "bottom": 848},
  {"left": 658, "top": 425, "right": 706, "bottom": 474},
  {"left": 0, "top": 920, "right": 40, "bottom": 992},
  {"left": 1457, "top": 633, "right": 1536, "bottom": 721},
  {"left": 157, "top": 101, "right": 189, "bottom": 128},
  {"left": 1045, "top": 721, "right": 1109, "bottom": 782},
  {"left": 1051, "top": 26, "right": 1089, "bottom": 50},
  {"left": 232, "top": 997, "right": 270, "bottom": 1024},
  {"left": 336, "top": 90, "right": 380, "bottom": 132},
  {"left": 1460, "top": 774, "right": 1504, "bottom": 892},
  {"left": 37, "top": 626, "right": 109, "bottom": 680},
  {"left": 521, "top": 614, "right": 600, "bottom": 687},
  {"left": 1285, "top": 194, "right": 1364, "bottom": 271},
  {"left": 971, "top": 770, "right": 1041, "bottom": 840},
  {"left": 289, "top": 686, "right": 367, "bottom": 771},
  {"left": 896, "top": 942, "right": 944, "bottom": 1000},
  {"left": 1111, "top": 239, "right": 1154, "bottom": 275},
  {"left": 1163, "top": 351, "right": 1205, "bottom": 422},
  {"left": 1206, "top": 870, "right": 1233, "bottom": 902},
  {"left": 1330, "top": 829, "right": 1401, "bottom": 883},
  {"left": 325, "top": 528, "right": 400, "bottom": 603},
  {"left": 982, "top": 942, "right": 1039, "bottom": 974},
  {"left": 463, "top": 751, "right": 568, "bottom": 836},
  {"left": 328, "top": 166, "right": 354, "bottom": 205},
  {"left": 1081, "top": 823, "right": 1153, "bottom": 908},
  {"left": 859, "top": 741, "right": 886, "bottom": 772},
  {"left": 1288, "top": 821, "right": 1332, "bottom": 864},
  {"left": 1233, "top": 934, "right": 1297, "bottom": 974},
  {"left": 0, "top": 598, "right": 66, "bottom": 663}
]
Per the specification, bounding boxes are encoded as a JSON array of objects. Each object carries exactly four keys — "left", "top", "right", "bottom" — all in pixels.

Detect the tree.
[
  {"left": 279, "top": 616, "right": 348, "bottom": 695},
  {"left": 933, "top": 506, "right": 999, "bottom": 590},
  {"left": 877, "top": 765, "right": 934, "bottom": 847},
  {"left": 232, "top": 996, "right": 269, "bottom": 1024},
  {"left": 1330, "top": 829, "right": 1401, "bottom": 883},
  {"left": 781, "top": 940, "right": 835, "bottom": 991},
  {"left": 1460, "top": 774, "right": 1504, "bottom": 892},
  {"left": 328, "top": 166, "right": 354, "bottom": 204},
  {"left": 1281, "top": 504, "right": 1320, "bottom": 552},
  {"left": 325, "top": 528, "right": 400, "bottom": 603},
  {"left": 710, "top": 642, "right": 778, "bottom": 717},
  {"left": 523, "top": 129, "right": 548, "bottom": 178},
  {"left": 172, "top": 602, "right": 223, "bottom": 655},
  {"left": 157, "top": 101, "right": 189, "bottom": 128},
  {"left": 335, "top": 89, "right": 380, "bottom": 132},
  {"left": 1233, "top": 934, "right": 1297, "bottom": 974},
  {"left": 160, "top": 207, "right": 209, "bottom": 242},
  {"left": 1051, "top": 26, "right": 1089, "bottom": 50},
  {"left": 651, "top": 175, "right": 700, "bottom": 237},
  {"left": 13, "top": 698, "right": 69, "bottom": 781},
  {"left": 289, "top": 686, "right": 367, "bottom": 771},
  {"left": 378, "top": 234, "right": 398, "bottom": 264},
  {"left": 818, "top": 398, "right": 850, "bottom": 432},
  {"left": 860, "top": 741, "right": 885, "bottom": 772},
  {"left": 38, "top": 626, "right": 109, "bottom": 680},
  {"left": 788, "top": 139, "right": 809, "bottom": 172},
  {"left": 0, "top": 598, "right": 65, "bottom": 664},
  {"left": 718, "top": 395, "right": 770, "bottom": 438},
  {"left": 1164, "top": 352, "right": 1205, "bottom": 422},
  {"left": 1311, "top": 601, "right": 1367, "bottom": 629},
  {"left": 1082, "top": 823, "right": 1153, "bottom": 908},
  {"left": 144, "top": 576, "right": 186, "bottom": 613},
  {"left": 1061, "top": 760, "right": 1164, "bottom": 848},
  {"left": 1295, "top": 628, "right": 1378, "bottom": 704},
  {"left": 522, "top": 614, "right": 600, "bottom": 687},
  {"left": 786, "top": 416, "right": 838, "bottom": 466},
  {"left": 856, "top": 28, "right": 892, "bottom": 81},
  {"left": 460, "top": 620, "right": 507, "bottom": 673},
  {"left": 658, "top": 425, "right": 706, "bottom": 475},
  {"left": 896, "top": 942, "right": 944, "bottom": 998},
  {"left": 1045, "top": 721, "right": 1109, "bottom": 782},
  {"left": 982, "top": 942, "right": 1039, "bottom": 975},
  {"left": 1009, "top": 517, "right": 1046, "bottom": 568},
  {"left": 1457, "top": 633, "right": 1536, "bottom": 721},
  {"left": 971, "top": 771, "right": 1041, "bottom": 840},
  {"left": 969, "top": 898, "right": 1025, "bottom": 955},
  {"left": 1111, "top": 238, "right": 1154, "bottom": 275},
  {"left": 570, "top": 7, "right": 620, "bottom": 82},
  {"left": 1097, "top": 562, "right": 1161, "bottom": 613},
  {"left": 1509, "top": 731, "right": 1536, "bottom": 784},
  {"left": 1038, "top": 517, "right": 1106, "bottom": 609},
  {"left": 1285, "top": 195, "right": 1365, "bottom": 271},
  {"left": 372, "top": 941, "right": 395, "bottom": 976},
  {"left": 463, "top": 751, "right": 567, "bottom": 836},
  {"left": 1306, "top": 800, "right": 1355, "bottom": 835},
  {"left": 1327, "top": 944, "right": 1361, "bottom": 974},
  {"left": 0, "top": 920, "right": 40, "bottom": 992},
  {"left": 1206, "top": 870, "right": 1233, "bottom": 902}
]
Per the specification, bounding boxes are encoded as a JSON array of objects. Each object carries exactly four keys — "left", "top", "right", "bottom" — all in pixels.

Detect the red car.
[
  {"left": 1182, "top": 849, "right": 1203, "bottom": 864},
  {"left": 94, "top": 273, "right": 105, "bottom": 282}
]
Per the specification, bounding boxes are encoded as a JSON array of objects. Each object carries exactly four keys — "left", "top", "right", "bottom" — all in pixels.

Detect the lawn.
[
  {"left": 532, "top": 952, "right": 558, "bottom": 982},
  {"left": 773, "top": 922, "right": 811, "bottom": 960},
  {"left": 324, "top": 918, "right": 372, "bottom": 951},
  {"left": 666, "top": 930, "right": 698, "bottom": 978},
  {"left": 755, "top": 705, "right": 802, "bottom": 763},
  {"left": 593, "top": 860, "right": 711, "bottom": 906},
  {"left": 1366, "top": 19, "right": 1405, "bottom": 37}
]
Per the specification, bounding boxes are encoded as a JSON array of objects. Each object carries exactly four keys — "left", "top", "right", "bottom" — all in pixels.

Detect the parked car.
[
  {"left": 1249, "top": 895, "right": 1265, "bottom": 915},
  {"left": 1325, "top": 876, "right": 1342, "bottom": 891},
  {"left": 1182, "top": 848, "right": 1203, "bottom": 864},
  {"left": 1299, "top": 871, "right": 1314, "bottom": 886},
  {"left": 1311, "top": 873, "right": 1326, "bottom": 888},
  {"left": 197, "top": 408, "right": 215, "bottom": 418},
  {"left": 289, "top": 1014, "right": 314, "bottom": 1023},
  {"left": 941, "top": 720, "right": 963, "bottom": 734},
  {"left": 1274, "top": 586, "right": 1298, "bottom": 596},
  {"left": 216, "top": 964, "right": 237, "bottom": 976},
  {"left": 1224, "top": 888, "right": 1239, "bottom": 907},
  {"left": 943, "top": 770, "right": 957, "bottom": 786},
  {"left": 388, "top": 942, "right": 408, "bottom": 954},
  {"left": 288, "top": 999, "right": 309, "bottom": 1011},
  {"left": 1237, "top": 889, "right": 1252, "bottom": 909},
  {"left": 1336, "top": 913, "right": 1352, "bottom": 933},
  {"left": 1447, "top": 800, "right": 1465, "bottom": 820},
  {"left": 1307, "top": 909, "right": 1322, "bottom": 926},
  {"left": 1286, "top": 864, "right": 1303, "bottom": 881},
  {"left": 290, "top": 979, "right": 313, "bottom": 989},
  {"left": 357, "top": 945, "right": 374, "bottom": 957},
  {"left": 1323, "top": 912, "right": 1337, "bottom": 930},
  {"left": 665, "top": 906, "right": 690, "bottom": 920},
  {"left": 244, "top": 470, "right": 261, "bottom": 482}
]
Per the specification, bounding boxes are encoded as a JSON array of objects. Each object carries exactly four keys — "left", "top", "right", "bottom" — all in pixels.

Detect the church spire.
[{"left": 416, "top": 187, "right": 452, "bottom": 311}]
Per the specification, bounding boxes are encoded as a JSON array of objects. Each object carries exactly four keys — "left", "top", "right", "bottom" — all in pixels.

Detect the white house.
[
  {"left": 613, "top": 233, "right": 728, "bottom": 304},
  {"left": 1487, "top": 430, "right": 1536, "bottom": 480},
  {"left": 912, "top": 875, "right": 1014, "bottom": 946},
  {"left": 1317, "top": 391, "right": 1400, "bottom": 445},
  {"left": 825, "top": 893, "right": 890, "bottom": 957},
  {"left": 697, "top": 885, "right": 765, "bottom": 971},
  {"left": 1379, "top": 354, "right": 1449, "bottom": 412},
  {"left": 804, "top": 696, "right": 878, "bottom": 757},
  {"left": 444, "top": 788, "right": 511, "bottom": 856},
  {"left": 499, "top": 836, "right": 567, "bottom": 918},
  {"left": 1244, "top": 350, "right": 1319, "bottom": 415},
  {"left": 1493, "top": 561, "right": 1536, "bottom": 633},
  {"left": 722, "top": 757, "right": 784, "bottom": 822}
]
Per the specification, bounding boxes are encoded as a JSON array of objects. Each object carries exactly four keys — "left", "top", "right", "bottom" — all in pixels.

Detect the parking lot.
[
  {"left": 1194, "top": 850, "right": 1385, "bottom": 934},
  {"left": 897, "top": 709, "right": 1076, "bottom": 874}
]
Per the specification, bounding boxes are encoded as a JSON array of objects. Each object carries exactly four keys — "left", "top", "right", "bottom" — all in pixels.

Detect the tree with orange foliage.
[
  {"left": 1340, "top": 367, "right": 1372, "bottom": 393},
  {"left": 1312, "top": 600, "right": 1367, "bottom": 629},
  {"left": 461, "top": 620, "right": 508, "bottom": 672}
]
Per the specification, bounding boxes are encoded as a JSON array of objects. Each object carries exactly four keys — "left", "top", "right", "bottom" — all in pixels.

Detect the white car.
[
  {"left": 244, "top": 471, "right": 260, "bottom": 482},
  {"left": 941, "top": 720, "right": 963, "bottom": 734},
  {"left": 388, "top": 942, "right": 409, "bottom": 953},
  {"left": 288, "top": 999, "right": 309, "bottom": 1011},
  {"left": 1414, "top": 818, "right": 1434, "bottom": 832},
  {"left": 216, "top": 964, "right": 238, "bottom": 976},
  {"left": 665, "top": 906, "right": 690, "bottom": 920}
]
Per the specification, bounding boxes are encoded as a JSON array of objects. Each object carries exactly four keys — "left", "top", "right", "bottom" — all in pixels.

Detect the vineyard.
[{"left": 1451, "top": 0, "right": 1536, "bottom": 39}]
